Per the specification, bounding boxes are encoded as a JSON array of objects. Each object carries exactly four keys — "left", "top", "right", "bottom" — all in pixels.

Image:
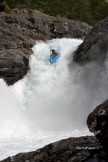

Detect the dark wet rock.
[
  {"left": 0, "top": 9, "right": 91, "bottom": 85},
  {"left": 51, "top": 18, "right": 92, "bottom": 39},
  {"left": 87, "top": 100, "right": 108, "bottom": 150},
  {"left": 74, "top": 17, "right": 108, "bottom": 64},
  {"left": 1, "top": 136, "right": 107, "bottom": 162},
  {"left": 0, "top": 49, "right": 29, "bottom": 85}
]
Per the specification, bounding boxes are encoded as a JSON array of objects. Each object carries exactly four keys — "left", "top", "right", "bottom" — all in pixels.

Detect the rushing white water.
[{"left": 0, "top": 38, "right": 108, "bottom": 160}]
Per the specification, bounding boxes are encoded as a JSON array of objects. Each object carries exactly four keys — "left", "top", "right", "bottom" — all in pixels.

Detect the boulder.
[
  {"left": 87, "top": 100, "right": 108, "bottom": 150},
  {"left": 74, "top": 17, "right": 108, "bottom": 64}
]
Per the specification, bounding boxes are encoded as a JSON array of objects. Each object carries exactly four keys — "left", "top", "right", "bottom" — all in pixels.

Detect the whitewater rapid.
[
  {"left": 0, "top": 38, "right": 108, "bottom": 160},
  {"left": 12, "top": 38, "right": 91, "bottom": 131}
]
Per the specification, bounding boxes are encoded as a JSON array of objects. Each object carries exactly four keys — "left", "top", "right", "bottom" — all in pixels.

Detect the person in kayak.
[{"left": 50, "top": 49, "right": 57, "bottom": 57}]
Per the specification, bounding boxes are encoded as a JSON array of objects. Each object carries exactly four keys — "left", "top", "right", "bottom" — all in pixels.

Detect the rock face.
[
  {"left": 74, "top": 17, "right": 108, "bottom": 64},
  {"left": 0, "top": 9, "right": 91, "bottom": 85},
  {"left": 87, "top": 100, "right": 108, "bottom": 150},
  {"left": 1, "top": 136, "right": 107, "bottom": 162}
]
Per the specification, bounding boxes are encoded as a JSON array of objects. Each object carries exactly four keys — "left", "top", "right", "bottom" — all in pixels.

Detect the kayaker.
[{"left": 50, "top": 49, "right": 57, "bottom": 57}]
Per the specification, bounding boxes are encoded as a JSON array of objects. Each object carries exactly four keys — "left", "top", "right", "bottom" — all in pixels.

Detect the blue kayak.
[{"left": 50, "top": 48, "right": 61, "bottom": 64}]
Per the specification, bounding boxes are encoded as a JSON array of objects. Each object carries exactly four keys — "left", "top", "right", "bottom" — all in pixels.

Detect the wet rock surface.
[
  {"left": 74, "top": 17, "right": 108, "bottom": 64},
  {"left": 0, "top": 9, "right": 91, "bottom": 85},
  {"left": 1, "top": 136, "right": 107, "bottom": 162},
  {"left": 87, "top": 99, "right": 108, "bottom": 150}
]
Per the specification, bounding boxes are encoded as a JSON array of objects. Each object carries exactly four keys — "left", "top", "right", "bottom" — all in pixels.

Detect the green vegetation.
[
  {"left": 4, "top": 0, "right": 108, "bottom": 25},
  {"left": 0, "top": 0, "right": 11, "bottom": 12},
  {"left": 0, "top": 0, "right": 5, "bottom": 11}
]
